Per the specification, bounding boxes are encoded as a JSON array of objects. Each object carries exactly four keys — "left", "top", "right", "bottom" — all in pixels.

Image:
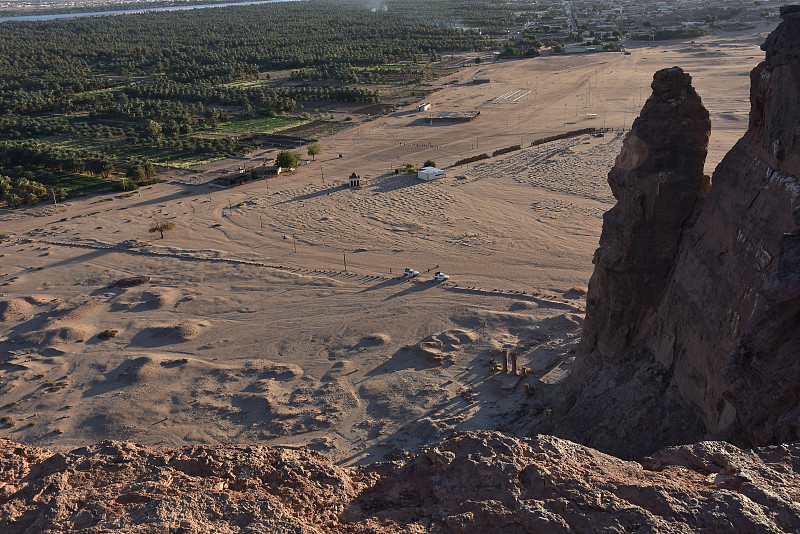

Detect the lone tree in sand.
[
  {"left": 307, "top": 142, "right": 322, "bottom": 161},
  {"left": 275, "top": 150, "right": 301, "bottom": 170},
  {"left": 424, "top": 159, "right": 436, "bottom": 168},
  {"left": 149, "top": 221, "right": 176, "bottom": 239}
]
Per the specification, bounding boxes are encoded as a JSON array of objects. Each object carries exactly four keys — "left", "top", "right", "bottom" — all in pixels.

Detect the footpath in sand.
[{"left": 0, "top": 27, "right": 766, "bottom": 464}]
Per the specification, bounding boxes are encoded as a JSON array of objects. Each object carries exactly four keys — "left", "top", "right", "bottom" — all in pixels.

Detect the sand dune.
[
  {"left": 0, "top": 296, "right": 51, "bottom": 322},
  {"left": 0, "top": 27, "right": 766, "bottom": 463}
]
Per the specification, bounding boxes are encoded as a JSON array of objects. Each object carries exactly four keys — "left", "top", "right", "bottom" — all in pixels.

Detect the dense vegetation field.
[{"left": 0, "top": 0, "right": 527, "bottom": 202}]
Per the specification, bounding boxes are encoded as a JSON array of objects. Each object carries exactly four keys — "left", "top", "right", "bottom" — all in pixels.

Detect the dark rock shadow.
[
  {"left": 82, "top": 356, "right": 152, "bottom": 398},
  {"left": 383, "top": 280, "right": 435, "bottom": 301}
]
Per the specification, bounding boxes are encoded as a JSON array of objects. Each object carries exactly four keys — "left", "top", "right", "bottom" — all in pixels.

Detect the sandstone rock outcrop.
[
  {"left": 650, "top": 7, "right": 800, "bottom": 449},
  {"left": 580, "top": 66, "right": 711, "bottom": 360},
  {"left": 529, "top": 9, "right": 800, "bottom": 458},
  {"left": 2, "top": 432, "right": 800, "bottom": 533}
]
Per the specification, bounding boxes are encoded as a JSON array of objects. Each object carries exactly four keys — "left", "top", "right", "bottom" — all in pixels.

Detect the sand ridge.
[{"left": 0, "top": 26, "right": 768, "bottom": 464}]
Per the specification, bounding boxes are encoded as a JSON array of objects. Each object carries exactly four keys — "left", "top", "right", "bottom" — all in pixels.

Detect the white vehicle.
[
  {"left": 433, "top": 271, "right": 450, "bottom": 281},
  {"left": 403, "top": 267, "right": 419, "bottom": 277}
]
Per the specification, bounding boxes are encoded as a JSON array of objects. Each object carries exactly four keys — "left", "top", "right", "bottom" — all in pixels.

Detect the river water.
[{"left": 0, "top": 0, "right": 297, "bottom": 23}]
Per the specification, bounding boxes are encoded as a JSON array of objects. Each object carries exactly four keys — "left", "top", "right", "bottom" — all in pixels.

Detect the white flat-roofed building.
[{"left": 417, "top": 167, "right": 446, "bottom": 181}]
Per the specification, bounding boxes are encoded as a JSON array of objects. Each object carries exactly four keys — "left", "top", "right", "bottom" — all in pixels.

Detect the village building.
[
  {"left": 252, "top": 165, "right": 282, "bottom": 177},
  {"left": 417, "top": 167, "right": 446, "bottom": 181}
]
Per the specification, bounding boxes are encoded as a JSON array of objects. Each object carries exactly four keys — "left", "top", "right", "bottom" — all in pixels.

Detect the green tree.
[
  {"left": 99, "top": 158, "right": 114, "bottom": 180},
  {"left": 499, "top": 47, "right": 520, "bottom": 57},
  {"left": 423, "top": 159, "right": 436, "bottom": 168},
  {"left": 5, "top": 192, "right": 21, "bottom": 207},
  {"left": 307, "top": 142, "right": 322, "bottom": 161},
  {"left": 474, "top": 57, "right": 482, "bottom": 64},
  {"left": 143, "top": 160, "right": 155, "bottom": 181},
  {"left": 145, "top": 120, "right": 162, "bottom": 138},
  {"left": 126, "top": 163, "right": 145, "bottom": 181},
  {"left": 275, "top": 150, "right": 301, "bottom": 169},
  {"left": 149, "top": 220, "right": 176, "bottom": 239}
]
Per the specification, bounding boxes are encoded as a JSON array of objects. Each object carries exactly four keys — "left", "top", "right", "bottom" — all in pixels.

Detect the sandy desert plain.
[{"left": 0, "top": 23, "right": 773, "bottom": 464}]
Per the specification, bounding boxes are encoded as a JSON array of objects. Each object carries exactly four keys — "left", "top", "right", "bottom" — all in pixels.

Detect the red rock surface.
[{"left": 2, "top": 432, "right": 800, "bottom": 533}]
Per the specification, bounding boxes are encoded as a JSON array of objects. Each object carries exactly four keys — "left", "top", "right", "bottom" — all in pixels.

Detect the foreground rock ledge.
[{"left": 2, "top": 431, "right": 799, "bottom": 533}]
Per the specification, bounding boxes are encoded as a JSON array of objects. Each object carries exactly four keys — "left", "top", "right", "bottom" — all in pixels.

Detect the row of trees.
[
  {"left": 0, "top": 175, "right": 67, "bottom": 207},
  {"left": 631, "top": 28, "right": 709, "bottom": 41},
  {"left": 0, "top": 142, "right": 114, "bottom": 178},
  {"left": 0, "top": 113, "right": 126, "bottom": 141},
  {"left": 125, "top": 81, "right": 380, "bottom": 109}
]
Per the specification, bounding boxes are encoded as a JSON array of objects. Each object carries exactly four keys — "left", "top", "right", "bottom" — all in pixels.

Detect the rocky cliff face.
[
  {"left": 649, "top": 7, "right": 800, "bottom": 448},
  {"left": 2, "top": 432, "right": 800, "bottom": 533},
  {"left": 580, "top": 66, "right": 711, "bottom": 360},
  {"left": 534, "top": 8, "right": 800, "bottom": 458}
]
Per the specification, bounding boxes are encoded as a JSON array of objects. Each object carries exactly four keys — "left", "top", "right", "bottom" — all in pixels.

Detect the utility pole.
[
  {"left": 320, "top": 165, "right": 324, "bottom": 184},
  {"left": 343, "top": 253, "right": 347, "bottom": 271},
  {"left": 293, "top": 235, "right": 297, "bottom": 253},
  {"left": 260, "top": 214, "right": 263, "bottom": 233}
]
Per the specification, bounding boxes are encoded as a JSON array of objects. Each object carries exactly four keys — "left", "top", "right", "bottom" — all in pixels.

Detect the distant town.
[{"left": 0, "top": 0, "right": 783, "bottom": 40}]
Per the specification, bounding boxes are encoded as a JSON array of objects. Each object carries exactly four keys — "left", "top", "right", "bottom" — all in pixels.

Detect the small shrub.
[
  {"left": 4, "top": 402, "right": 17, "bottom": 407},
  {"left": 97, "top": 329, "right": 118, "bottom": 340},
  {"left": 149, "top": 221, "right": 176, "bottom": 239}
]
